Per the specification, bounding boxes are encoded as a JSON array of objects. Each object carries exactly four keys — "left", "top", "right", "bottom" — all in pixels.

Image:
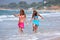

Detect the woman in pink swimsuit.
[{"left": 14, "top": 9, "right": 26, "bottom": 32}]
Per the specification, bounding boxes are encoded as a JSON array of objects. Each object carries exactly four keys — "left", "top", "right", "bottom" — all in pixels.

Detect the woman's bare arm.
[
  {"left": 38, "top": 13, "right": 44, "bottom": 19},
  {"left": 30, "top": 18, "right": 33, "bottom": 22},
  {"left": 14, "top": 14, "right": 20, "bottom": 17},
  {"left": 30, "top": 14, "right": 34, "bottom": 22}
]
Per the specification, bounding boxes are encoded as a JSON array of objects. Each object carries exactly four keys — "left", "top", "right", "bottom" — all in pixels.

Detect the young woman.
[
  {"left": 30, "top": 10, "right": 44, "bottom": 33},
  {"left": 14, "top": 9, "right": 26, "bottom": 33}
]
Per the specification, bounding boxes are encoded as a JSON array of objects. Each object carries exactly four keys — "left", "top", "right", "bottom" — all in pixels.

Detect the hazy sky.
[{"left": 0, "top": 0, "right": 43, "bottom": 5}]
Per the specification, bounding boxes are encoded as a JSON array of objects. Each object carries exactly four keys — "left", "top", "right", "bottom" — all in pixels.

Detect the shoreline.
[
  {"left": 0, "top": 8, "right": 20, "bottom": 10},
  {"left": 0, "top": 8, "right": 60, "bottom": 12}
]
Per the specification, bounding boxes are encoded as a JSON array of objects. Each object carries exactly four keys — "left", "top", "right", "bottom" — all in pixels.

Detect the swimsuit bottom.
[
  {"left": 32, "top": 20, "right": 39, "bottom": 26},
  {"left": 18, "top": 22, "right": 24, "bottom": 29}
]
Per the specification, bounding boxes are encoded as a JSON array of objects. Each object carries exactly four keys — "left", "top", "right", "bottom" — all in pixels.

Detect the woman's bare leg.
[
  {"left": 33, "top": 24, "right": 35, "bottom": 32},
  {"left": 34, "top": 26, "right": 38, "bottom": 33},
  {"left": 33, "top": 26, "right": 34, "bottom": 31},
  {"left": 19, "top": 28, "right": 23, "bottom": 33}
]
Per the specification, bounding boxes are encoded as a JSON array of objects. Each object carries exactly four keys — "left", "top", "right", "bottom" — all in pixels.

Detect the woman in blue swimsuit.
[{"left": 30, "top": 10, "right": 44, "bottom": 33}]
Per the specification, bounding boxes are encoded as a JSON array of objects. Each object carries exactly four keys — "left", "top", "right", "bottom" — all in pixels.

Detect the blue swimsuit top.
[
  {"left": 33, "top": 16, "right": 39, "bottom": 26},
  {"left": 34, "top": 16, "right": 38, "bottom": 19}
]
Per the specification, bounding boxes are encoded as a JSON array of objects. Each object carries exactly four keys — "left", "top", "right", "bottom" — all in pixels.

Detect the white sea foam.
[
  {"left": 0, "top": 9, "right": 19, "bottom": 11},
  {"left": 0, "top": 12, "right": 60, "bottom": 22},
  {"left": 4, "top": 32, "right": 60, "bottom": 40},
  {"left": 0, "top": 15, "right": 7, "bottom": 18},
  {"left": 0, "top": 15, "right": 15, "bottom": 18},
  {"left": 0, "top": 15, "right": 18, "bottom": 22}
]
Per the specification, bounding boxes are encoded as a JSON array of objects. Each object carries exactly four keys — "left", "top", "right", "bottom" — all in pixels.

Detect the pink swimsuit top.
[{"left": 19, "top": 16, "right": 24, "bottom": 18}]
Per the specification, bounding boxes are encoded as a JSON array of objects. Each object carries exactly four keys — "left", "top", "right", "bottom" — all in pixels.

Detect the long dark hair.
[
  {"left": 19, "top": 9, "right": 26, "bottom": 18},
  {"left": 20, "top": 9, "right": 25, "bottom": 15},
  {"left": 32, "top": 10, "right": 38, "bottom": 18}
]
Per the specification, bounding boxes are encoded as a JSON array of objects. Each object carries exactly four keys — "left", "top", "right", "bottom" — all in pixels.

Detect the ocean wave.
[
  {"left": 0, "top": 15, "right": 18, "bottom": 22},
  {"left": 0, "top": 15, "right": 15, "bottom": 18},
  {"left": 0, "top": 18, "right": 18, "bottom": 22},
  {"left": 0, "top": 15, "right": 32, "bottom": 22},
  {"left": 0, "top": 13, "right": 60, "bottom": 22},
  {"left": 0, "top": 9, "right": 19, "bottom": 11}
]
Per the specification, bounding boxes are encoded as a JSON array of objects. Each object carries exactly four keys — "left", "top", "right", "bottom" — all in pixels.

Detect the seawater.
[{"left": 0, "top": 10, "right": 60, "bottom": 40}]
